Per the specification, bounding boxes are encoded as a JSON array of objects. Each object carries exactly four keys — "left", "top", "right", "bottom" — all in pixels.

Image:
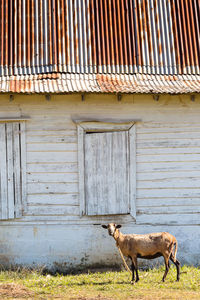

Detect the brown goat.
[{"left": 102, "top": 223, "right": 180, "bottom": 283}]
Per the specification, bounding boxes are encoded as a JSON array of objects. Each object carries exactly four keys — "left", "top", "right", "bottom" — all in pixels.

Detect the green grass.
[{"left": 0, "top": 266, "right": 199, "bottom": 299}]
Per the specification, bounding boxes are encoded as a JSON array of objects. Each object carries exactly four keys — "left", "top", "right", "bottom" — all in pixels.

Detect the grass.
[{"left": 0, "top": 265, "right": 199, "bottom": 299}]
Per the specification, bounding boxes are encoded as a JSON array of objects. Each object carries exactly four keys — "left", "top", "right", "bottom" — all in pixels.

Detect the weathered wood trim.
[
  {"left": 129, "top": 124, "right": 136, "bottom": 220},
  {"left": 0, "top": 117, "right": 30, "bottom": 122},
  {"left": 13, "top": 123, "right": 22, "bottom": 218},
  {"left": 72, "top": 115, "right": 141, "bottom": 124},
  {"left": 0, "top": 213, "right": 199, "bottom": 226},
  {"left": 77, "top": 122, "right": 136, "bottom": 220},
  {"left": 20, "top": 122, "right": 27, "bottom": 215},
  {"left": 77, "top": 126, "right": 85, "bottom": 216},
  {"left": 0, "top": 124, "right": 8, "bottom": 219},
  {"left": 0, "top": 213, "right": 136, "bottom": 225},
  {"left": 78, "top": 122, "right": 134, "bottom": 132},
  {"left": 6, "top": 123, "right": 15, "bottom": 219}
]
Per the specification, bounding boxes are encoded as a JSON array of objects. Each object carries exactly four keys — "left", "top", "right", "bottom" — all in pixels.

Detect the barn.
[{"left": 0, "top": 0, "right": 200, "bottom": 271}]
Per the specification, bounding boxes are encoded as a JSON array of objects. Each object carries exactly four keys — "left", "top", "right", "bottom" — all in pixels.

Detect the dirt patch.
[
  {"left": 0, "top": 283, "right": 34, "bottom": 298},
  {"left": 71, "top": 298, "right": 112, "bottom": 300},
  {"left": 70, "top": 297, "right": 113, "bottom": 300}
]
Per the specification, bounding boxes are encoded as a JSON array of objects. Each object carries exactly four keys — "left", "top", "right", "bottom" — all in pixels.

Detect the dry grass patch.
[
  {"left": 0, "top": 266, "right": 199, "bottom": 299},
  {"left": 0, "top": 282, "right": 34, "bottom": 298}
]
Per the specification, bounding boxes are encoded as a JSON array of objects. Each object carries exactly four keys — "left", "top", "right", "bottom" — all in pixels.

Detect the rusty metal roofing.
[
  {"left": 0, "top": 74, "right": 199, "bottom": 94},
  {"left": 0, "top": 0, "right": 200, "bottom": 93}
]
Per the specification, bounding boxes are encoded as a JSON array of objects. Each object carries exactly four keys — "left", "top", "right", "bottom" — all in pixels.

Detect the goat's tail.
[{"left": 173, "top": 239, "right": 178, "bottom": 262}]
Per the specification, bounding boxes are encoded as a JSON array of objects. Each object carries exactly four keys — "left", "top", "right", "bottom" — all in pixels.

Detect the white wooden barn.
[{"left": 0, "top": 1, "right": 199, "bottom": 271}]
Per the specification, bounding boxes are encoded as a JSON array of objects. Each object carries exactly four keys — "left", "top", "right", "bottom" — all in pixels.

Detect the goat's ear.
[
  {"left": 102, "top": 225, "right": 108, "bottom": 229},
  {"left": 116, "top": 224, "right": 122, "bottom": 229}
]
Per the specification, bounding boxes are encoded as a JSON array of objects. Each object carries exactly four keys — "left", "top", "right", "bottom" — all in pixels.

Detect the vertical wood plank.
[
  {"left": 0, "top": 124, "right": 8, "bottom": 219},
  {"left": 113, "top": 131, "right": 129, "bottom": 214},
  {"left": 77, "top": 126, "right": 85, "bottom": 216},
  {"left": 13, "top": 123, "right": 22, "bottom": 218},
  {"left": 20, "top": 122, "right": 27, "bottom": 214},
  {"left": 84, "top": 132, "right": 100, "bottom": 215},
  {"left": 6, "top": 123, "right": 15, "bottom": 219},
  {"left": 129, "top": 124, "right": 136, "bottom": 219}
]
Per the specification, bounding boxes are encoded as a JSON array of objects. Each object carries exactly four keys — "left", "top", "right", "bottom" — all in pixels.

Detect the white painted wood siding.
[
  {"left": 136, "top": 122, "right": 200, "bottom": 225},
  {"left": 0, "top": 94, "right": 197, "bottom": 227},
  {"left": 84, "top": 131, "right": 129, "bottom": 215},
  {"left": 25, "top": 116, "right": 200, "bottom": 225},
  {"left": 26, "top": 115, "right": 79, "bottom": 217}
]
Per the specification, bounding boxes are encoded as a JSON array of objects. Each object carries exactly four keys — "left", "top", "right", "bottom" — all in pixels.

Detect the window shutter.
[
  {"left": 84, "top": 131, "right": 130, "bottom": 215},
  {"left": 0, "top": 122, "right": 26, "bottom": 219}
]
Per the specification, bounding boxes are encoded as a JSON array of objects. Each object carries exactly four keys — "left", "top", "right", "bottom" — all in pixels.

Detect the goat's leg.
[
  {"left": 131, "top": 256, "right": 139, "bottom": 283},
  {"left": 131, "top": 263, "right": 135, "bottom": 283},
  {"left": 162, "top": 255, "right": 170, "bottom": 282},
  {"left": 133, "top": 257, "right": 139, "bottom": 282},
  {"left": 135, "top": 267, "right": 139, "bottom": 282},
  {"left": 170, "top": 254, "right": 180, "bottom": 281}
]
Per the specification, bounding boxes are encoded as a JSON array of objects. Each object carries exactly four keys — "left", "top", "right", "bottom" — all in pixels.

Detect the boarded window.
[
  {"left": 0, "top": 122, "right": 26, "bottom": 220},
  {"left": 78, "top": 122, "right": 136, "bottom": 218}
]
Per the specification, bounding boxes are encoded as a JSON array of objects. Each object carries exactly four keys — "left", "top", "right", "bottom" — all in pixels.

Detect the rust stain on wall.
[{"left": 33, "top": 227, "right": 38, "bottom": 238}]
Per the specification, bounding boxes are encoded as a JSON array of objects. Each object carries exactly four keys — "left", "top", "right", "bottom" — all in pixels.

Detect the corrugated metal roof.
[
  {"left": 0, "top": 0, "right": 200, "bottom": 93},
  {"left": 0, "top": 73, "right": 199, "bottom": 94}
]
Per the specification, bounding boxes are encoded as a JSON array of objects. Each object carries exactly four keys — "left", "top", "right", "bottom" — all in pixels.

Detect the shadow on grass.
[{"left": 65, "top": 280, "right": 133, "bottom": 286}]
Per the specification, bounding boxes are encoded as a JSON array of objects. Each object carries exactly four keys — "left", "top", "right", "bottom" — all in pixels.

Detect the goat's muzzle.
[{"left": 108, "top": 230, "right": 114, "bottom": 236}]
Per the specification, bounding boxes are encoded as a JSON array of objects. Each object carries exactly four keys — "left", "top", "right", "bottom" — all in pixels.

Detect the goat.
[{"left": 102, "top": 223, "right": 180, "bottom": 283}]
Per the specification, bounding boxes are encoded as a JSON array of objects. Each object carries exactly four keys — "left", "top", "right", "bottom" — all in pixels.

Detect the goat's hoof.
[
  {"left": 162, "top": 279, "right": 165, "bottom": 282},
  {"left": 131, "top": 281, "right": 135, "bottom": 285}
]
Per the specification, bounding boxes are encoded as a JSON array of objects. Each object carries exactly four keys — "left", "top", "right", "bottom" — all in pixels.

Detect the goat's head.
[{"left": 102, "top": 223, "right": 121, "bottom": 237}]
